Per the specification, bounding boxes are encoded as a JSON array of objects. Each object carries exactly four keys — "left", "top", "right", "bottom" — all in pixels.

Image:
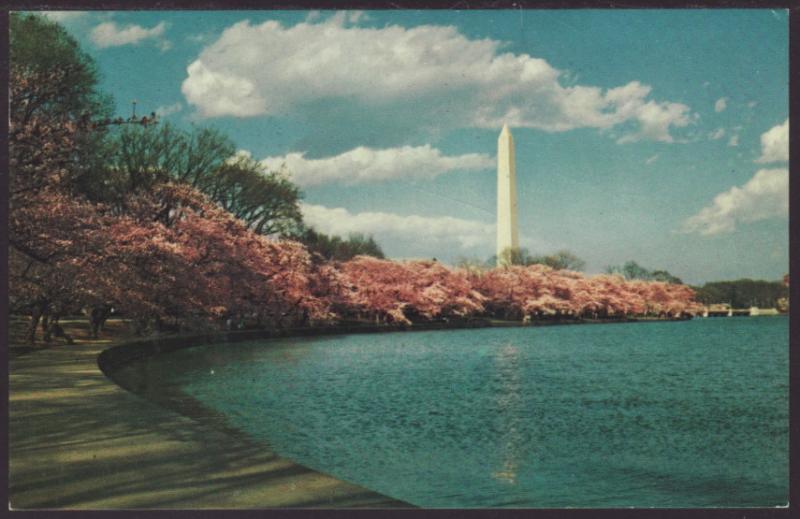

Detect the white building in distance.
[{"left": 496, "top": 124, "right": 520, "bottom": 266}]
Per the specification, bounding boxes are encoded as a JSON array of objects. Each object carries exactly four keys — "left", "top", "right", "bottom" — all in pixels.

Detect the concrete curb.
[{"left": 9, "top": 329, "right": 414, "bottom": 509}]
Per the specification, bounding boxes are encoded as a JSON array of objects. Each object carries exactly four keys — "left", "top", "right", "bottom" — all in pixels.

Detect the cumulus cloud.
[
  {"left": 755, "top": 118, "right": 788, "bottom": 163},
  {"left": 708, "top": 127, "right": 726, "bottom": 140},
  {"left": 305, "top": 11, "right": 322, "bottom": 22},
  {"left": 714, "top": 97, "right": 728, "bottom": 113},
  {"left": 679, "top": 168, "right": 788, "bottom": 235},
  {"left": 90, "top": 21, "right": 170, "bottom": 50},
  {"left": 260, "top": 145, "right": 493, "bottom": 187},
  {"left": 181, "top": 17, "right": 693, "bottom": 144},
  {"left": 186, "top": 32, "right": 214, "bottom": 44},
  {"left": 155, "top": 102, "right": 183, "bottom": 117},
  {"left": 301, "top": 203, "right": 496, "bottom": 250},
  {"left": 346, "top": 10, "right": 368, "bottom": 23}
]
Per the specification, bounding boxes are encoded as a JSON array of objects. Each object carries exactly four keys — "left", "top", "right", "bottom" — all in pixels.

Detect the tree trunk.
[
  {"left": 41, "top": 312, "right": 51, "bottom": 343},
  {"left": 28, "top": 306, "right": 42, "bottom": 344},
  {"left": 50, "top": 314, "right": 74, "bottom": 345}
]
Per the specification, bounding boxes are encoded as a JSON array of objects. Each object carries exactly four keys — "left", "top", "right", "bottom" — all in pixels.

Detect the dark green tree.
[
  {"left": 605, "top": 261, "right": 683, "bottom": 284},
  {"left": 106, "top": 124, "right": 304, "bottom": 235},
  {"left": 621, "top": 261, "right": 652, "bottom": 281},
  {"left": 650, "top": 270, "right": 683, "bottom": 285},
  {"left": 10, "top": 12, "right": 114, "bottom": 200},
  {"left": 529, "top": 250, "right": 586, "bottom": 271},
  {"left": 293, "top": 227, "right": 385, "bottom": 261},
  {"left": 489, "top": 247, "right": 531, "bottom": 267},
  {"left": 455, "top": 256, "right": 488, "bottom": 274},
  {"left": 693, "top": 279, "right": 788, "bottom": 308},
  {"left": 210, "top": 155, "right": 304, "bottom": 236},
  {"left": 107, "top": 123, "right": 233, "bottom": 194},
  {"left": 491, "top": 248, "right": 585, "bottom": 271},
  {"left": 10, "top": 13, "right": 112, "bottom": 121}
]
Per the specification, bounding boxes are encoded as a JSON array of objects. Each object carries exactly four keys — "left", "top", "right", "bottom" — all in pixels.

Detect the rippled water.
[{"left": 118, "top": 317, "right": 788, "bottom": 507}]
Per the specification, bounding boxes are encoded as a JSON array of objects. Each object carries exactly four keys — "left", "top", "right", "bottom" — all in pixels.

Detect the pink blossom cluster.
[
  {"left": 9, "top": 65, "right": 702, "bottom": 332},
  {"left": 316, "top": 258, "right": 703, "bottom": 326}
]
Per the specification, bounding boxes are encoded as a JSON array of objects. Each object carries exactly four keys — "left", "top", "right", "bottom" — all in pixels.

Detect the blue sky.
[{"left": 41, "top": 9, "right": 789, "bottom": 284}]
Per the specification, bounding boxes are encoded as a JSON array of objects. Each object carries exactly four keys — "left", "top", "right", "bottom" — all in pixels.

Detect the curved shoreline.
[
  {"left": 9, "top": 327, "right": 413, "bottom": 509},
  {"left": 10, "top": 316, "right": 688, "bottom": 509},
  {"left": 98, "top": 315, "right": 685, "bottom": 375}
]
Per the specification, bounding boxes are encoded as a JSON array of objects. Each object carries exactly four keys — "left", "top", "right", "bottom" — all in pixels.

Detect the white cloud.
[
  {"left": 747, "top": 101, "right": 758, "bottom": 109},
  {"left": 182, "top": 18, "right": 693, "bottom": 143},
  {"left": 728, "top": 134, "right": 739, "bottom": 147},
  {"left": 645, "top": 154, "right": 659, "bottom": 165},
  {"left": 679, "top": 168, "right": 788, "bottom": 235},
  {"left": 90, "top": 21, "right": 170, "bottom": 49},
  {"left": 755, "top": 118, "right": 788, "bottom": 163},
  {"left": 346, "top": 11, "right": 368, "bottom": 24},
  {"left": 301, "top": 203, "right": 495, "bottom": 250},
  {"left": 714, "top": 97, "right": 728, "bottom": 113},
  {"left": 186, "top": 32, "right": 218, "bottom": 45},
  {"left": 708, "top": 127, "right": 726, "bottom": 140},
  {"left": 155, "top": 102, "right": 183, "bottom": 117},
  {"left": 260, "top": 145, "right": 493, "bottom": 187}
]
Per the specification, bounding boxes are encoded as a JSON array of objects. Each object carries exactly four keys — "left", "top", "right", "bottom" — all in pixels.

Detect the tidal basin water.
[{"left": 119, "top": 317, "right": 788, "bottom": 507}]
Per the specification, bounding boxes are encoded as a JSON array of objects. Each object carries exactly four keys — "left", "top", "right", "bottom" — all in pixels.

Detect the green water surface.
[{"left": 122, "top": 317, "right": 788, "bottom": 507}]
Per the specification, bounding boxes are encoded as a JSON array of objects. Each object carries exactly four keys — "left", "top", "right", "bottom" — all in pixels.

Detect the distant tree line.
[
  {"left": 692, "top": 279, "right": 788, "bottom": 309},
  {"left": 290, "top": 228, "right": 385, "bottom": 261},
  {"left": 604, "top": 260, "right": 684, "bottom": 284},
  {"left": 485, "top": 248, "right": 587, "bottom": 271},
  {"left": 604, "top": 261, "right": 789, "bottom": 308}
]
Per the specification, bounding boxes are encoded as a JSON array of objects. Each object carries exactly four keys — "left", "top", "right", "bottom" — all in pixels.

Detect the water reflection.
[
  {"left": 112, "top": 320, "right": 788, "bottom": 507},
  {"left": 491, "top": 342, "right": 524, "bottom": 485}
]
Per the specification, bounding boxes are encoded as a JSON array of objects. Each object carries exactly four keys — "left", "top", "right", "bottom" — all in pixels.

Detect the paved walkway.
[{"left": 9, "top": 336, "right": 410, "bottom": 509}]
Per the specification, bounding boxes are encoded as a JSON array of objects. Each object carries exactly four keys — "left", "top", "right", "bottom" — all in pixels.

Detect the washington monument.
[{"left": 496, "top": 124, "right": 519, "bottom": 266}]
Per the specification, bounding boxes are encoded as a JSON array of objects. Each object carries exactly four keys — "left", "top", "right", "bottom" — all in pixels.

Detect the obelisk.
[{"left": 497, "top": 124, "right": 519, "bottom": 266}]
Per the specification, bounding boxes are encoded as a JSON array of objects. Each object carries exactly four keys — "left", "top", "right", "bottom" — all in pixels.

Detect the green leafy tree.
[
  {"left": 106, "top": 123, "right": 233, "bottom": 194},
  {"left": 529, "top": 250, "right": 586, "bottom": 271},
  {"left": 293, "top": 228, "right": 385, "bottom": 261},
  {"left": 605, "top": 261, "right": 683, "bottom": 284},
  {"left": 10, "top": 12, "right": 113, "bottom": 200},
  {"left": 106, "top": 124, "right": 304, "bottom": 235},
  {"left": 488, "top": 247, "right": 530, "bottom": 267},
  {"left": 621, "top": 260, "right": 652, "bottom": 281},
  {"left": 492, "top": 247, "right": 585, "bottom": 271},
  {"left": 338, "top": 233, "right": 384, "bottom": 260},
  {"left": 455, "top": 256, "right": 488, "bottom": 274},
  {"left": 493, "top": 247, "right": 531, "bottom": 267},
  {"left": 693, "top": 279, "right": 788, "bottom": 308},
  {"left": 210, "top": 155, "right": 304, "bottom": 236},
  {"left": 650, "top": 270, "right": 683, "bottom": 285},
  {"left": 10, "top": 13, "right": 112, "bottom": 121}
]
